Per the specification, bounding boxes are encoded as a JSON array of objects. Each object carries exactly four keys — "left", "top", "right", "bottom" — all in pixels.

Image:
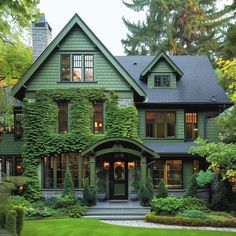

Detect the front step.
[{"left": 83, "top": 215, "right": 145, "bottom": 220}]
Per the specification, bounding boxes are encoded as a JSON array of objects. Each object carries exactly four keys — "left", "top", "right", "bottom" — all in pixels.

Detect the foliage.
[
  {"left": 131, "top": 168, "right": 140, "bottom": 192},
  {"left": 5, "top": 209, "right": 17, "bottom": 236},
  {"left": 210, "top": 180, "right": 236, "bottom": 212},
  {"left": 196, "top": 170, "right": 216, "bottom": 187},
  {"left": 177, "top": 210, "right": 209, "bottom": 220},
  {"left": 122, "top": 0, "right": 235, "bottom": 60},
  {"left": 63, "top": 204, "right": 86, "bottom": 218},
  {"left": 10, "top": 196, "right": 32, "bottom": 209},
  {"left": 222, "top": 24, "right": 236, "bottom": 60},
  {"left": 83, "top": 178, "right": 96, "bottom": 206},
  {"left": 139, "top": 180, "right": 150, "bottom": 206},
  {"left": 96, "top": 168, "right": 106, "bottom": 192},
  {"left": 184, "top": 175, "right": 198, "bottom": 197},
  {"left": 145, "top": 212, "right": 236, "bottom": 227},
  {"left": 62, "top": 164, "right": 75, "bottom": 199},
  {"left": 22, "top": 88, "right": 140, "bottom": 200},
  {"left": 151, "top": 197, "right": 182, "bottom": 215},
  {"left": 179, "top": 197, "right": 209, "bottom": 213},
  {"left": 26, "top": 206, "right": 55, "bottom": 218},
  {"left": 156, "top": 178, "right": 168, "bottom": 198},
  {"left": 13, "top": 206, "right": 25, "bottom": 236},
  {"left": 54, "top": 196, "right": 77, "bottom": 209},
  {"left": 189, "top": 138, "right": 236, "bottom": 181},
  {"left": 146, "top": 169, "right": 154, "bottom": 199}
]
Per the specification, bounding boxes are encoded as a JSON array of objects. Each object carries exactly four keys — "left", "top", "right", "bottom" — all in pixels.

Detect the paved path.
[{"left": 102, "top": 220, "right": 236, "bottom": 232}]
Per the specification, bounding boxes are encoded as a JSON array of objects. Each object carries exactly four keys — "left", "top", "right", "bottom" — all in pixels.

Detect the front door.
[{"left": 109, "top": 161, "right": 128, "bottom": 200}]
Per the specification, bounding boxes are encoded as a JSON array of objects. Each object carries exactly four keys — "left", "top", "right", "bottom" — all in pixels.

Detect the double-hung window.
[
  {"left": 93, "top": 102, "right": 103, "bottom": 134},
  {"left": 61, "top": 54, "right": 94, "bottom": 82},
  {"left": 146, "top": 111, "right": 176, "bottom": 138}
]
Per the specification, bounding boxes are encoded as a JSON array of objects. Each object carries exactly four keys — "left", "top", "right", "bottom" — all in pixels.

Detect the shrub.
[
  {"left": 63, "top": 204, "right": 86, "bottom": 218},
  {"left": 62, "top": 165, "right": 75, "bottom": 199},
  {"left": 146, "top": 169, "right": 154, "bottom": 200},
  {"left": 27, "top": 206, "right": 55, "bottom": 218},
  {"left": 0, "top": 208, "right": 8, "bottom": 228},
  {"left": 54, "top": 195, "right": 76, "bottom": 209},
  {"left": 5, "top": 209, "right": 17, "bottom": 236},
  {"left": 180, "top": 197, "right": 209, "bottom": 212},
  {"left": 156, "top": 179, "right": 168, "bottom": 198},
  {"left": 196, "top": 170, "right": 216, "bottom": 187},
  {"left": 178, "top": 210, "right": 209, "bottom": 219},
  {"left": 13, "top": 206, "right": 24, "bottom": 235},
  {"left": 139, "top": 181, "right": 151, "bottom": 206},
  {"left": 184, "top": 175, "right": 198, "bottom": 197},
  {"left": 151, "top": 197, "right": 182, "bottom": 215},
  {"left": 131, "top": 168, "right": 140, "bottom": 192},
  {"left": 83, "top": 178, "right": 96, "bottom": 206},
  {"left": 145, "top": 212, "right": 236, "bottom": 227},
  {"left": 210, "top": 180, "right": 235, "bottom": 211},
  {"left": 10, "top": 196, "right": 32, "bottom": 209}
]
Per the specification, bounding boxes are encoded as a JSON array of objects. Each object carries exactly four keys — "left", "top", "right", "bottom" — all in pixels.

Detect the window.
[
  {"left": 154, "top": 75, "right": 170, "bottom": 87},
  {"left": 61, "top": 54, "right": 94, "bottom": 82},
  {"left": 185, "top": 113, "right": 198, "bottom": 140},
  {"left": 146, "top": 112, "right": 176, "bottom": 138},
  {"left": 0, "top": 157, "right": 23, "bottom": 179},
  {"left": 193, "top": 160, "right": 199, "bottom": 175},
  {"left": 43, "top": 156, "right": 54, "bottom": 188},
  {"left": 14, "top": 113, "right": 24, "bottom": 140},
  {"left": 153, "top": 160, "right": 183, "bottom": 189},
  {"left": 58, "top": 102, "right": 68, "bottom": 134},
  {"left": 93, "top": 102, "right": 103, "bottom": 134}
]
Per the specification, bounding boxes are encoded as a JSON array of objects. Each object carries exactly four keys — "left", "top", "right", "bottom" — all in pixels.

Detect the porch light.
[
  {"left": 128, "top": 161, "right": 135, "bottom": 169},
  {"left": 104, "top": 161, "right": 110, "bottom": 169}
]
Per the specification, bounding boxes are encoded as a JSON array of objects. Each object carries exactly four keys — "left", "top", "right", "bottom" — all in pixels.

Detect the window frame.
[
  {"left": 58, "top": 101, "right": 69, "bottom": 134},
  {"left": 84, "top": 54, "right": 94, "bottom": 82},
  {"left": 14, "top": 112, "right": 24, "bottom": 141},
  {"left": 145, "top": 111, "right": 176, "bottom": 139},
  {"left": 185, "top": 112, "right": 198, "bottom": 141},
  {"left": 154, "top": 75, "right": 171, "bottom": 88},
  {"left": 93, "top": 101, "right": 104, "bottom": 134}
]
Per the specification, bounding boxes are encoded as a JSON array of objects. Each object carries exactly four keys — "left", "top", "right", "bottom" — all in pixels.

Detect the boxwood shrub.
[{"left": 177, "top": 210, "right": 209, "bottom": 220}]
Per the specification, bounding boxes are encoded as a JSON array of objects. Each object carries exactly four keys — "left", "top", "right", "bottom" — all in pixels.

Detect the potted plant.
[
  {"left": 130, "top": 168, "right": 140, "bottom": 201},
  {"left": 96, "top": 168, "right": 106, "bottom": 201}
]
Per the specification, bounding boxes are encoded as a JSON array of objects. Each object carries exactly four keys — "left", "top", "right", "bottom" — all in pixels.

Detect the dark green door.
[{"left": 109, "top": 160, "right": 128, "bottom": 200}]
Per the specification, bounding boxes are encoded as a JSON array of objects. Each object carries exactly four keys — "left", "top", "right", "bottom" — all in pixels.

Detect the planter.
[
  {"left": 96, "top": 192, "right": 106, "bottom": 201},
  {"left": 129, "top": 192, "right": 139, "bottom": 201}
]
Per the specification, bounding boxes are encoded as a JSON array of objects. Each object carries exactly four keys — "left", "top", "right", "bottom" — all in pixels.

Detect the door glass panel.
[{"left": 114, "top": 162, "right": 125, "bottom": 180}]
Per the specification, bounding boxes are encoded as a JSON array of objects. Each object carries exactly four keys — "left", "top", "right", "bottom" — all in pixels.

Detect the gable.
[{"left": 12, "top": 14, "right": 145, "bottom": 99}]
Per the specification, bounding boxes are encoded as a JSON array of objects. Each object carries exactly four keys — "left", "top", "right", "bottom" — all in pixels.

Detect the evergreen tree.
[
  {"left": 222, "top": 24, "right": 236, "bottom": 60},
  {"left": 139, "top": 180, "right": 150, "bottom": 206},
  {"left": 184, "top": 175, "right": 198, "bottom": 197},
  {"left": 146, "top": 169, "right": 154, "bottom": 199},
  {"left": 122, "top": 0, "right": 235, "bottom": 60},
  {"left": 156, "top": 178, "right": 168, "bottom": 198},
  {"left": 62, "top": 163, "right": 75, "bottom": 199}
]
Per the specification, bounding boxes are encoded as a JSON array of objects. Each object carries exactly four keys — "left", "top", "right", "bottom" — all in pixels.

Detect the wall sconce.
[
  {"left": 104, "top": 161, "right": 110, "bottom": 169},
  {"left": 128, "top": 161, "right": 135, "bottom": 169},
  {"left": 99, "top": 123, "right": 102, "bottom": 128}
]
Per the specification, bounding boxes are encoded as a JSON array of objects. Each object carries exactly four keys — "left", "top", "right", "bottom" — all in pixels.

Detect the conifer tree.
[{"left": 156, "top": 178, "right": 168, "bottom": 198}]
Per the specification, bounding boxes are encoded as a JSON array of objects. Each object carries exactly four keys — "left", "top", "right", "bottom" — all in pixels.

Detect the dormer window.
[
  {"left": 154, "top": 75, "right": 170, "bottom": 87},
  {"left": 61, "top": 54, "right": 94, "bottom": 82}
]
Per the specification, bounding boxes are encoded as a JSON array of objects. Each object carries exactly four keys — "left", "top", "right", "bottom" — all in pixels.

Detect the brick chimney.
[{"left": 32, "top": 14, "right": 52, "bottom": 62}]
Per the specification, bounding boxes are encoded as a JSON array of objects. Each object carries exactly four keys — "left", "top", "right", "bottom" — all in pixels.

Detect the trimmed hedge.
[
  {"left": 5, "top": 210, "right": 17, "bottom": 235},
  {"left": 14, "top": 206, "right": 24, "bottom": 236},
  {"left": 145, "top": 212, "right": 236, "bottom": 227}
]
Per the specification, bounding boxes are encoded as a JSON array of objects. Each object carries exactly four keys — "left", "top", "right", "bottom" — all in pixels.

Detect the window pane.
[
  {"left": 156, "top": 123, "right": 165, "bottom": 138},
  {"left": 185, "top": 113, "right": 198, "bottom": 140},
  {"left": 167, "top": 123, "right": 175, "bottom": 137},
  {"left": 82, "top": 157, "right": 89, "bottom": 187},
  {"left": 166, "top": 160, "right": 182, "bottom": 188},
  {"left": 163, "top": 75, "right": 170, "bottom": 87},
  {"left": 153, "top": 160, "right": 165, "bottom": 189},
  {"left": 156, "top": 112, "right": 165, "bottom": 122},
  {"left": 16, "top": 157, "right": 23, "bottom": 176},
  {"left": 6, "top": 158, "right": 13, "bottom": 176},
  {"left": 146, "top": 112, "right": 155, "bottom": 137},
  {"left": 43, "top": 156, "right": 54, "bottom": 188},
  {"left": 58, "top": 102, "right": 68, "bottom": 134},
  {"left": 154, "top": 75, "right": 170, "bottom": 87},
  {"left": 94, "top": 102, "right": 103, "bottom": 134},
  {"left": 56, "top": 154, "right": 67, "bottom": 188},
  {"left": 73, "top": 55, "right": 82, "bottom": 81},
  {"left": 84, "top": 55, "right": 94, "bottom": 81},
  {"left": 61, "top": 55, "right": 71, "bottom": 81},
  {"left": 69, "top": 153, "right": 78, "bottom": 188},
  {"left": 14, "top": 113, "right": 24, "bottom": 140}
]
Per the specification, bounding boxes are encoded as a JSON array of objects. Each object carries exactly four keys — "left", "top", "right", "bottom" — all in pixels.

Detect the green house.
[{"left": 0, "top": 14, "right": 231, "bottom": 201}]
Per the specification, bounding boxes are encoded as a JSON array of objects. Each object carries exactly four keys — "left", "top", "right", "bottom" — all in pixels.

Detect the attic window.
[{"left": 154, "top": 75, "right": 170, "bottom": 87}]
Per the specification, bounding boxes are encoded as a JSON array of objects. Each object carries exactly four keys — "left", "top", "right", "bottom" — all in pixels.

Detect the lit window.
[
  {"left": 93, "top": 102, "right": 103, "bottom": 134},
  {"left": 58, "top": 102, "right": 68, "bottom": 134},
  {"left": 154, "top": 75, "right": 170, "bottom": 87},
  {"left": 146, "top": 112, "right": 176, "bottom": 138},
  {"left": 84, "top": 55, "right": 94, "bottom": 81},
  {"left": 185, "top": 113, "right": 198, "bottom": 140},
  {"left": 61, "top": 54, "right": 71, "bottom": 81},
  {"left": 73, "top": 54, "right": 82, "bottom": 81}
]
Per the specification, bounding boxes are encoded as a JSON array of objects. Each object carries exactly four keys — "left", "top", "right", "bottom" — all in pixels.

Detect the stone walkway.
[{"left": 102, "top": 220, "right": 236, "bottom": 232}]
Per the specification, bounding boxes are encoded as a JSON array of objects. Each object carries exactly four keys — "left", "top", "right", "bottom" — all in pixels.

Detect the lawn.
[{"left": 22, "top": 219, "right": 235, "bottom": 236}]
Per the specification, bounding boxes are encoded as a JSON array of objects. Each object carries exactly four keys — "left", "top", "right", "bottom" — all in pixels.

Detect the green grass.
[{"left": 22, "top": 219, "right": 235, "bottom": 236}]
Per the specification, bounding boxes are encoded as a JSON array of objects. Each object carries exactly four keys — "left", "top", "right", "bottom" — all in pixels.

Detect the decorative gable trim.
[
  {"left": 12, "top": 14, "right": 146, "bottom": 99},
  {"left": 140, "top": 51, "right": 183, "bottom": 79}
]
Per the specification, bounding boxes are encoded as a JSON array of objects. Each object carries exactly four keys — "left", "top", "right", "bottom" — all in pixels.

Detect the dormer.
[{"left": 140, "top": 52, "right": 183, "bottom": 89}]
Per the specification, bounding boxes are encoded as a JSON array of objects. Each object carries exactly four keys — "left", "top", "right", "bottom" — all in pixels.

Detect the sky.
[{"left": 38, "top": 0, "right": 146, "bottom": 56}]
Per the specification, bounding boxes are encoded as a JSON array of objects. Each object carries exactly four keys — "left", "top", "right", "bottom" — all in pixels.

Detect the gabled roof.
[
  {"left": 140, "top": 51, "right": 183, "bottom": 79},
  {"left": 12, "top": 14, "right": 146, "bottom": 98},
  {"left": 116, "top": 55, "right": 231, "bottom": 104}
]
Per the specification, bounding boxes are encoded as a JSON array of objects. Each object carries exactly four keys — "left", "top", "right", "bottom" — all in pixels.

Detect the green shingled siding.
[
  {"left": 152, "top": 59, "right": 174, "bottom": 72},
  {"left": 207, "top": 117, "right": 219, "bottom": 142},
  {"left": 138, "top": 109, "right": 185, "bottom": 141},
  {"left": 0, "top": 134, "right": 22, "bottom": 155},
  {"left": 25, "top": 26, "right": 132, "bottom": 97},
  {"left": 183, "top": 160, "right": 193, "bottom": 189},
  {"left": 198, "top": 112, "right": 205, "bottom": 138}
]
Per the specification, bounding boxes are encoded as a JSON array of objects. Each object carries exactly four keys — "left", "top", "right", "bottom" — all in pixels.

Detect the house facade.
[{"left": 0, "top": 14, "right": 231, "bottom": 201}]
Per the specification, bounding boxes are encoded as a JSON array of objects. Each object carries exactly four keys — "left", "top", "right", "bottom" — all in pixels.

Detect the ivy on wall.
[{"left": 22, "top": 89, "right": 139, "bottom": 201}]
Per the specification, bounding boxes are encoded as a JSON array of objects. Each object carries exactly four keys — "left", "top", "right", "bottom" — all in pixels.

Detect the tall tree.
[{"left": 122, "top": 0, "right": 235, "bottom": 59}]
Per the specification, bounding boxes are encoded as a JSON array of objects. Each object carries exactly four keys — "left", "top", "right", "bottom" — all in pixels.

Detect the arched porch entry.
[{"left": 81, "top": 137, "right": 159, "bottom": 200}]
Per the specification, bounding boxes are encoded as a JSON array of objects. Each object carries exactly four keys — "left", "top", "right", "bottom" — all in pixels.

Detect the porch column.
[
  {"left": 140, "top": 155, "right": 147, "bottom": 182},
  {"left": 89, "top": 155, "right": 96, "bottom": 188}
]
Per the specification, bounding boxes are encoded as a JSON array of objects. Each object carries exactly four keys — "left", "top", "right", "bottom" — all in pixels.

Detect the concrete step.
[
  {"left": 83, "top": 215, "right": 145, "bottom": 220},
  {"left": 86, "top": 211, "right": 149, "bottom": 216}
]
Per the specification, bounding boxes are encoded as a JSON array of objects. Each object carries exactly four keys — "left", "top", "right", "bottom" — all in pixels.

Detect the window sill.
[{"left": 57, "top": 81, "right": 97, "bottom": 84}]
